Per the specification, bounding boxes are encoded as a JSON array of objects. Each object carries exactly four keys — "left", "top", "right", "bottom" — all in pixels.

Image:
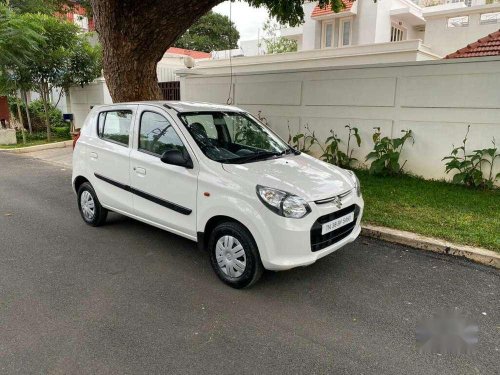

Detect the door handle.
[
  {"left": 134, "top": 167, "right": 146, "bottom": 175},
  {"left": 90, "top": 152, "right": 98, "bottom": 159}
]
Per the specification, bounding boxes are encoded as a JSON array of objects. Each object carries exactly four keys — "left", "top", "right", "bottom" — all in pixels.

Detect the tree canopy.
[
  {"left": 20, "top": 14, "right": 101, "bottom": 139},
  {"left": 174, "top": 11, "right": 239, "bottom": 53},
  {"left": 0, "top": 4, "right": 102, "bottom": 138},
  {"left": 0, "top": 4, "right": 43, "bottom": 68}
]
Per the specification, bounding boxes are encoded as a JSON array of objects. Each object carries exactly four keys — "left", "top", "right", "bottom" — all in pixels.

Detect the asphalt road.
[{"left": 0, "top": 152, "right": 499, "bottom": 375}]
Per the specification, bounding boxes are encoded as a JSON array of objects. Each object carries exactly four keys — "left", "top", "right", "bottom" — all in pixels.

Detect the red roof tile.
[
  {"left": 311, "top": 1, "right": 354, "bottom": 18},
  {"left": 166, "top": 47, "right": 211, "bottom": 60},
  {"left": 445, "top": 29, "right": 500, "bottom": 59}
]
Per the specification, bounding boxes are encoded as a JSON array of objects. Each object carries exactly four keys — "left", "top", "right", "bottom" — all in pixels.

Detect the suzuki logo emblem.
[{"left": 332, "top": 196, "right": 343, "bottom": 209}]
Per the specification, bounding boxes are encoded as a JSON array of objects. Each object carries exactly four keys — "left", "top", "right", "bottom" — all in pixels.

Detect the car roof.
[
  {"left": 164, "top": 101, "right": 244, "bottom": 113},
  {"left": 99, "top": 101, "right": 245, "bottom": 113}
]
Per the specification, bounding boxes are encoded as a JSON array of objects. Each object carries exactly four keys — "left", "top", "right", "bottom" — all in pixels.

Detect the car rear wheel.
[
  {"left": 77, "top": 182, "right": 108, "bottom": 227},
  {"left": 208, "top": 222, "right": 263, "bottom": 288}
]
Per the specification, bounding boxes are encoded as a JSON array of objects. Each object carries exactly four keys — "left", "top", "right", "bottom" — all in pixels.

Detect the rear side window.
[
  {"left": 138, "top": 111, "right": 187, "bottom": 156},
  {"left": 98, "top": 110, "right": 132, "bottom": 146}
]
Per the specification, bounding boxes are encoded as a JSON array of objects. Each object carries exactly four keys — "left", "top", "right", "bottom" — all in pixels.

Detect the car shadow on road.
[{"left": 100, "top": 211, "right": 367, "bottom": 290}]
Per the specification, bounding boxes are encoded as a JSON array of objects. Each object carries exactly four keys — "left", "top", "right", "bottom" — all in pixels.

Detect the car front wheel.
[
  {"left": 208, "top": 222, "right": 263, "bottom": 288},
  {"left": 77, "top": 182, "right": 108, "bottom": 227}
]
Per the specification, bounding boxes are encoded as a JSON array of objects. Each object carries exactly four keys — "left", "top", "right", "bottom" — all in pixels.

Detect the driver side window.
[{"left": 138, "top": 111, "right": 186, "bottom": 156}]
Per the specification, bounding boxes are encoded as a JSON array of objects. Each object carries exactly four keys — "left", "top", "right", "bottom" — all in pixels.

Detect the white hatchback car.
[{"left": 72, "top": 101, "right": 364, "bottom": 288}]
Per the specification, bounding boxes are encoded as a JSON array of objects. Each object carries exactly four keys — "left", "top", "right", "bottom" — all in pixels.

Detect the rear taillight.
[{"left": 72, "top": 130, "right": 81, "bottom": 150}]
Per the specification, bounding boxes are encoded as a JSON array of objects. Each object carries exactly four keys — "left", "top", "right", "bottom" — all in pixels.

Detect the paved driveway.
[
  {"left": 14, "top": 146, "right": 73, "bottom": 168},
  {"left": 0, "top": 153, "right": 498, "bottom": 374}
]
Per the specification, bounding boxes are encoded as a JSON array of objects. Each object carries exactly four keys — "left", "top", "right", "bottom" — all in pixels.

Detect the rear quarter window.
[{"left": 97, "top": 110, "right": 133, "bottom": 146}]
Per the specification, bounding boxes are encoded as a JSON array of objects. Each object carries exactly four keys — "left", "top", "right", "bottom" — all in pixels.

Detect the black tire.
[
  {"left": 208, "top": 222, "right": 264, "bottom": 289},
  {"left": 77, "top": 182, "right": 108, "bottom": 227}
]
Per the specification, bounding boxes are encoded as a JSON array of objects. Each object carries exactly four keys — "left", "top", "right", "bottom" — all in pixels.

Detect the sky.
[{"left": 213, "top": 1, "right": 270, "bottom": 42}]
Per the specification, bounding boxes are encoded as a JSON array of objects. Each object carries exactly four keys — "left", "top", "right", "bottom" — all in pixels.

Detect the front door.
[{"left": 129, "top": 106, "right": 198, "bottom": 239}]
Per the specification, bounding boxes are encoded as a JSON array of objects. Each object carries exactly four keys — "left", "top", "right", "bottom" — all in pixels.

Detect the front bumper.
[{"left": 256, "top": 193, "right": 364, "bottom": 271}]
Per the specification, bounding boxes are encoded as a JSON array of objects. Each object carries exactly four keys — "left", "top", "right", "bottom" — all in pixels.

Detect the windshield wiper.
[
  {"left": 284, "top": 146, "right": 301, "bottom": 155},
  {"left": 226, "top": 151, "right": 283, "bottom": 164}
]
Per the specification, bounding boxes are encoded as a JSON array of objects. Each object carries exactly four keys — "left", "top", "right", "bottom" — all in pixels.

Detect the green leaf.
[
  {"left": 292, "top": 134, "right": 304, "bottom": 142},
  {"left": 393, "top": 138, "right": 404, "bottom": 149},
  {"left": 354, "top": 131, "right": 361, "bottom": 147},
  {"left": 452, "top": 173, "right": 466, "bottom": 184},
  {"left": 365, "top": 151, "right": 378, "bottom": 161}
]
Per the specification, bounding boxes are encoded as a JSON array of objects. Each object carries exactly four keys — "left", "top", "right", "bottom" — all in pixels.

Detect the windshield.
[{"left": 179, "top": 112, "right": 292, "bottom": 163}]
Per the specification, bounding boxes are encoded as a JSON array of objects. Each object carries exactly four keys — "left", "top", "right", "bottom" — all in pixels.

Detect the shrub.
[
  {"left": 288, "top": 124, "right": 361, "bottom": 168},
  {"left": 28, "top": 100, "right": 66, "bottom": 128},
  {"left": 52, "top": 126, "right": 70, "bottom": 139},
  {"left": 8, "top": 98, "right": 65, "bottom": 131},
  {"left": 288, "top": 124, "right": 317, "bottom": 154},
  {"left": 16, "top": 131, "right": 46, "bottom": 143},
  {"left": 442, "top": 125, "right": 499, "bottom": 189},
  {"left": 366, "top": 127, "right": 414, "bottom": 176},
  {"left": 321, "top": 125, "right": 361, "bottom": 168},
  {"left": 15, "top": 129, "right": 71, "bottom": 143}
]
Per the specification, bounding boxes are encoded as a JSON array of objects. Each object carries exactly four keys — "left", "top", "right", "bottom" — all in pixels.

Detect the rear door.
[
  {"left": 129, "top": 105, "right": 199, "bottom": 239},
  {"left": 87, "top": 105, "right": 137, "bottom": 213}
]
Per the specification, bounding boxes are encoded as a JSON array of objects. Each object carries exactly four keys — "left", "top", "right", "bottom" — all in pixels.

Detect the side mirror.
[{"left": 160, "top": 149, "right": 193, "bottom": 169}]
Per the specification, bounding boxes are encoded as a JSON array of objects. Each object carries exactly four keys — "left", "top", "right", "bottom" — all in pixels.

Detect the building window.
[
  {"left": 391, "top": 24, "right": 406, "bottom": 42},
  {"left": 73, "top": 14, "right": 89, "bottom": 31},
  {"left": 480, "top": 12, "right": 500, "bottom": 25},
  {"left": 323, "top": 21, "right": 334, "bottom": 48},
  {"left": 340, "top": 18, "right": 352, "bottom": 47},
  {"left": 447, "top": 16, "right": 469, "bottom": 27}
]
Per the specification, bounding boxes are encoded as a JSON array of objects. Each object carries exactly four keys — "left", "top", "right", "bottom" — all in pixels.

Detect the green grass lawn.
[
  {"left": 0, "top": 137, "right": 70, "bottom": 149},
  {"left": 356, "top": 170, "right": 500, "bottom": 252}
]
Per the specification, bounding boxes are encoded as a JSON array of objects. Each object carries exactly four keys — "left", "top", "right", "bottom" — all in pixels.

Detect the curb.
[
  {"left": 0, "top": 140, "right": 73, "bottom": 154},
  {"left": 362, "top": 224, "right": 500, "bottom": 269}
]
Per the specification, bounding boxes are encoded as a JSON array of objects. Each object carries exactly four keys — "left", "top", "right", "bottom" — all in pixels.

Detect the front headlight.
[
  {"left": 256, "top": 185, "right": 311, "bottom": 219},
  {"left": 346, "top": 170, "right": 361, "bottom": 197}
]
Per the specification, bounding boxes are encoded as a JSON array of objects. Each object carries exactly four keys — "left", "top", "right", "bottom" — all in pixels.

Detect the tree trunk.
[
  {"left": 22, "top": 90, "right": 33, "bottom": 134},
  {"left": 40, "top": 83, "right": 51, "bottom": 142},
  {"left": 15, "top": 97, "right": 24, "bottom": 130},
  {"left": 90, "top": 0, "right": 223, "bottom": 102}
]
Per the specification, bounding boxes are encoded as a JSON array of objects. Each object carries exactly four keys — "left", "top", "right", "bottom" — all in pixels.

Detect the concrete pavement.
[
  {"left": 13, "top": 146, "right": 73, "bottom": 169},
  {"left": 0, "top": 152, "right": 499, "bottom": 374}
]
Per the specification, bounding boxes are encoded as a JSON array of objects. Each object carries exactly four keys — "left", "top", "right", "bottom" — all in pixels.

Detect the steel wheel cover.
[
  {"left": 215, "top": 235, "right": 247, "bottom": 278},
  {"left": 80, "top": 190, "right": 95, "bottom": 221}
]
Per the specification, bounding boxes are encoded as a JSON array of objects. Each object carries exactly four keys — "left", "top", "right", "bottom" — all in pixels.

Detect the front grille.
[
  {"left": 314, "top": 189, "right": 352, "bottom": 205},
  {"left": 310, "top": 204, "right": 360, "bottom": 252}
]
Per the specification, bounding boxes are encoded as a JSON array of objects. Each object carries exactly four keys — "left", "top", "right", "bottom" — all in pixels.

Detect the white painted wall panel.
[
  {"left": 400, "top": 73, "right": 500, "bottom": 109},
  {"left": 237, "top": 81, "right": 302, "bottom": 106},
  {"left": 303, "top": 78, "right": 397, "bottom": 107},
  {"left": 184, "top": 82, "right": 232, "bottom": 104}
]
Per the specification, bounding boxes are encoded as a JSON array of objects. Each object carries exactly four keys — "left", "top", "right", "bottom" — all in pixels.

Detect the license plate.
[{"left": 321, "top": 212, "right": 355, "bottom": 235}]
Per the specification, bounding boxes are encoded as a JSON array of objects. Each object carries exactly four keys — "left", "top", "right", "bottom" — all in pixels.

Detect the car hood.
[{"left": 222, "top": 154, "right": 353, "bottom": 202}]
